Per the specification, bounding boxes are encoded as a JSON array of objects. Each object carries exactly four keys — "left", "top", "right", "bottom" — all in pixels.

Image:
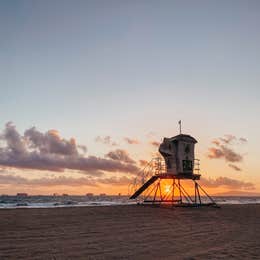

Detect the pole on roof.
[{"left": 178, "top": 120, "right": 182, "bottom": 134}]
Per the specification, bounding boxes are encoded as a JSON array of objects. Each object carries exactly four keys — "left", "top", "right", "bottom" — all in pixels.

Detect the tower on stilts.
[{"left": 129, "top": 127, "right": 218, "bottom": 207}]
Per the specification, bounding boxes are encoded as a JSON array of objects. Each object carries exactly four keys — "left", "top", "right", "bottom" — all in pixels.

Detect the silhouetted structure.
[{"left": 130, "top": 131, "right": 217, "bottom": 207}]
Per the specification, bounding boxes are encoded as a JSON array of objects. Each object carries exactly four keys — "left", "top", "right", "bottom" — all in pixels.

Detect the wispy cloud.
[
  {"left": 201, "top": 176, "right": 255, "bottom": 190},
  {"left": 207, "top": 134, "right": 247, "bottom": 171},
  {"left": 239, "top": 137, "right": 248, "bottom": 143},
  {"left": 228, "top": 164, "right": 242, "bottom": 172},
  {"left": 0, "top": 173, "right": 134, "bottom": 187},
  {"left": 150, "top": 141, "right": 160, "bottom": 147},
  {"left": 208, "top": 146, "right": 243, "bottom": 162},
  {"left": 105, "top": 149, "right": 136, "bottom": 164},
  {"left": 124, "top": 137, "right": 140, "bottom": 145},
  {"left": 0, "top": 122, "right": 139, "bottom": 175},
  {"left": 139, "top": 159, "right": 148, "bottom": 167},
  {"left": 98, "top": 176, "right": 134, "bottom": 186},
  {"left": 95, "top": 136, "right": 118, "bottom": 146},
  {"left": 219, "top": 134, "right": 236, "bottom": 144}
]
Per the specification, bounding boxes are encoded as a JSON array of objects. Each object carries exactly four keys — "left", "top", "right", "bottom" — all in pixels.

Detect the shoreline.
[{"left": 1, "top": 200, "right": 260, "bottom": 210}]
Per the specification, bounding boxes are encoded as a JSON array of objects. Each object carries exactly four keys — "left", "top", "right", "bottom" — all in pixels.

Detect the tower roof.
[{"left": 167, "top": 134, "right": 197, "bottom": 143}]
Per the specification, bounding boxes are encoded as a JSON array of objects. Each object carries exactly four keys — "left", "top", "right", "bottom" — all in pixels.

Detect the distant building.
[
  {"left": 86, "top": 193, "right": 94, "bottom": 197},
  {"left": 16, "top": 193, "right": 28, "bottom": 197}
]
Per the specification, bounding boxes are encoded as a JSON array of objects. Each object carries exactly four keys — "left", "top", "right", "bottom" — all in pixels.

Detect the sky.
[{"left": 0, "top": 0, "right": 260, "bottom": 195}]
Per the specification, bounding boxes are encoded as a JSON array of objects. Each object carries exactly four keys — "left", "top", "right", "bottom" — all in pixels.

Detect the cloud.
[
  {"left": 0, "top": 174, "right": 97, "bottom": 187},
  {"left": 124, "top": 137, "right": 140, "bottom": 145},
  {"left": 207, "top": 146, "right": 243, "bottom": 162},
  {"left": 207, "top": 134, "right": 247, "bottom": 171},
  {"left": 105, "top": 149, "right": 136, "bottom": 164},
  {"left": 139, "top": 160, "right": 148, "bottom": 167},
  {"left": 0, "top": 123, "right": 139, "bottom": 175},
  {"left": 219, "top": 134, "right": 236, "bottom": 144},
  {"left": 212, "top": 134, "right": 247, "bottom": 146},
  {"left": 77, "top": 145, "right": 87, "bottom": 153},
  {"left": 200, "top": 176, "right": 255, "bottom": 190},
  {"left": 0, "top": 173, "right": 254, "bottom": 191},
  {"left": 150, "top": 141, "right": 160, "bottom": 147},
  {"left": 98, "top": 176, "right": 134, "bottom": 186},
  {"left": 207, "top": 135, "right": 247, "bottom": 171},
  {"left": 0, "top": 173, "right": 133, "bottom": 187},
  {"left": 228, "top": 164, "right": 242, "bottom": 171},
  {"left": 24, "top": 127, "right": 85, "bottom": 156},
  {"left": 0, "top": 122, "right": 26, "bottom": 155},
  {"left": 95, "top": 136, "right": 118, "bottom": 146},
  {"left": 239, "top": 137, "right": 247, "bottom": 143}
]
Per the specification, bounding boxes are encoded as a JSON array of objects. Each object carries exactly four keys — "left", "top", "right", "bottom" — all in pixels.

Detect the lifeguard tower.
[{"left": 129, "top": 123, "right": 217, "bottom": 207}]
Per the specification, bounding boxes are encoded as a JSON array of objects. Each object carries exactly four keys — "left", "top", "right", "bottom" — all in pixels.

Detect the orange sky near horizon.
[{"left": 0, "top": 125, "right": 258, "bottom": 197}]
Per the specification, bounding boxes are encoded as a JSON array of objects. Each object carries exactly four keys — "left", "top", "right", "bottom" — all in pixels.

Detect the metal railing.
[
  {"left": 194, "top": 159, "right": 200, "bottom": 175},
  {"left": 128, "top": 157, "right": 165, "bottom": 196},
  {"left": 128, "top": 157, "right": 201, "bottom": 196}
]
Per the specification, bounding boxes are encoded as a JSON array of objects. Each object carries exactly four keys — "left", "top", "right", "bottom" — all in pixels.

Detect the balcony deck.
[{"left": 156, "top": 173, "right": 201, "bottom": 180}]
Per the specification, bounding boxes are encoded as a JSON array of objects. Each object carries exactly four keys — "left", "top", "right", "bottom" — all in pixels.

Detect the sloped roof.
[{"left": 168, "top": 134, "right": 197, "bottom": 143}]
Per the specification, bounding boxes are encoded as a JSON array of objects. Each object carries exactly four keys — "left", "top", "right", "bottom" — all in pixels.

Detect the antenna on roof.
[{"left": 178, "top": 120, "right": 182, "bottom": 134}]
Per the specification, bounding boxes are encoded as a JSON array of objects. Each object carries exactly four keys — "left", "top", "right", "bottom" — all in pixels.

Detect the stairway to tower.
[{"left": 129, "top": 175, "right": 159, "bottom": 199}]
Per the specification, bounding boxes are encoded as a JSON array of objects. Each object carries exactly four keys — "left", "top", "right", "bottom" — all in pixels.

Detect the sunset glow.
[
  {"left": 0, "top": 1, "right": 259, "bottom": 196},
  {"left": 1, "top": 2, "right": 260, "bottom": 260},
  {"left": 164, "top": 185, "right": 171, "bottom": 195}
]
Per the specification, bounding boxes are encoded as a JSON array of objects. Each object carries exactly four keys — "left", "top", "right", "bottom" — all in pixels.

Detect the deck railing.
[
  {"left": 194, "top": 159, "right": 200, "bottom": 175},
  {"left": 128, "top": 157, "right": 201, "bottom": 196}
]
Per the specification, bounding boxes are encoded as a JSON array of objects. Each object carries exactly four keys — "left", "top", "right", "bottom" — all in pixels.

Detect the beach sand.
[{"left": 0, "top": 204, "right": 259, "bottom": 259}]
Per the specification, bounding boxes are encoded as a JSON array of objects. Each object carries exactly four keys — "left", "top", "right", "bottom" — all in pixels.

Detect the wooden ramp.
[{"left": 129, "top": 175, "right": 159, "bottom": 199}]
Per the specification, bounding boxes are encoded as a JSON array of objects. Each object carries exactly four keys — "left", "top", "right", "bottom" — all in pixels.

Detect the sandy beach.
[{"left": 0, "top": 204, "right": 259, "bottom": 259}]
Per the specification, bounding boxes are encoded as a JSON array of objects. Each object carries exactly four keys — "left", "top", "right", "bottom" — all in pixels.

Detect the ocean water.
[
  {"left": 0, "top": 195, "right": 260, "bottom": 209},
  {"left": 0, "top": 195, "right": 135, "bottom": 209}
]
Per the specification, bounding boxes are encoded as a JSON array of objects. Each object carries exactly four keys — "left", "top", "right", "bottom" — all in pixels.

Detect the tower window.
[{"left": 182, "top": 160, "right": 193, "bottom": 171}]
